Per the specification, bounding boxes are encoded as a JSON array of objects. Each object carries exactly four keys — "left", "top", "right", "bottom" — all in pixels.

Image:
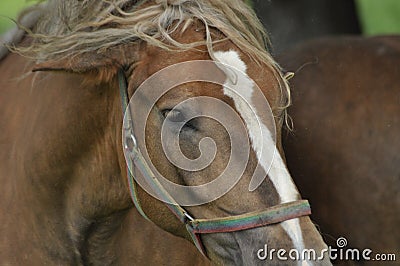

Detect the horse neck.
[{"left": 0, "top": 53, "right": 131, "bottom": 264}]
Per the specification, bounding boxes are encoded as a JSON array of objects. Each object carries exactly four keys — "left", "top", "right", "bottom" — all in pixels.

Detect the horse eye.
[
  {"left": 162, "top": 109, "right": 185, "bottom": 123},
  {"left": 161, "top": 109, "right": 198, "bottom": 131}
]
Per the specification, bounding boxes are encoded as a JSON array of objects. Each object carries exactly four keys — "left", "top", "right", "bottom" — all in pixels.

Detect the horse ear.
[{"left": 32, "top": 44, "right": 139, "bottom": 73}]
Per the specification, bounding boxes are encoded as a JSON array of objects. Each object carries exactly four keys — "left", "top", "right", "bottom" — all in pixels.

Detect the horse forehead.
[
  {"left": 142, "top": 47, "right": 210, "bottom": 76},
  {"left": 212, "top": 46, "right": 280, "bottom": 102},
  {"left": 150, "top": 49, "right": 277, "bottom": 110},
  {"left": 213, "top": 49, "right": 280, "bottom": 106}
]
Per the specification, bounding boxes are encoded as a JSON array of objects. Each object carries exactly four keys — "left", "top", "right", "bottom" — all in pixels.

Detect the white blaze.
[{"left": 214, "top": 50, "right": 309, "bottom": 265}]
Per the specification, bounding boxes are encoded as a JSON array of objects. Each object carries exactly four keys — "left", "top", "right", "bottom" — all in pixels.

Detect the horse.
[
  {"left": 0, "top": 0, "right": 331, "bottom": 265},
  {"left": 278, "top": 35, "right": 400, "bottom": 263}
]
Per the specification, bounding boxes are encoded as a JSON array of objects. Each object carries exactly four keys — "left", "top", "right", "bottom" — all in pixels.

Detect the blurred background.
[
  {"left": 1, "top": 0, "right": 400, "bottom": 53},
  {"left": 251, "top": 0, "right": 400, "bottom": 53}
]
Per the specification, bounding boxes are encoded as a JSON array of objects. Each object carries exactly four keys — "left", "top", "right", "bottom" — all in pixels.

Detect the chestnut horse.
[
  {"left": 0, "top": 0, "right": 330, "bottom": 265},
  {"left": 279, "top": 36, "right": 400, "bottom": 263}
]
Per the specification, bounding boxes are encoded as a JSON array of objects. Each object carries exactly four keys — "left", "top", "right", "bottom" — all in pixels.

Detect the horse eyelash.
[{"left": 161, "top": 109, "right": 198, "bottom": 131}]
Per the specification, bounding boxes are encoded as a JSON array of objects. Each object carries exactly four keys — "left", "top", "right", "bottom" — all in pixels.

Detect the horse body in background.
[
  {"left": 279, "top": 36, "right": 400, "bottom": 257},
  {"left": 0, "top": 0, "right": 330, "bottom": 265}
]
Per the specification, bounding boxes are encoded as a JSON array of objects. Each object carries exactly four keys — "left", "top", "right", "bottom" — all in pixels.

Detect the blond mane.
[{"left": 12, "top": 0, "right": 291, "bottom": 128}]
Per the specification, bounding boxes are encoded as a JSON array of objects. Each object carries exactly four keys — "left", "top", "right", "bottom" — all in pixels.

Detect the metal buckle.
[
  {"left": 184, "top": 212, "right": 195, "bottom": 223},
  {"left": 123, "top": 117, "right": 138, "bottom": 153}
]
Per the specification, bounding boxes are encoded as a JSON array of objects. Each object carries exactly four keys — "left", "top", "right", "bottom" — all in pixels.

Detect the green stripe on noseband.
[{"left": 188, "top": 200, "right": 311, "bottom": 234}]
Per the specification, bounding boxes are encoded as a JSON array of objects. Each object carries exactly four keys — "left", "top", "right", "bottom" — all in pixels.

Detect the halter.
[{"left": 117, "top": 69, "right": 311, "bottom": 257}]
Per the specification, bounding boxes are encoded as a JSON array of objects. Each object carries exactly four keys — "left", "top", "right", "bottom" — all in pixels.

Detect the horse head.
[{"left": 7, "top": 0, "right": 331, "bottom": 264}]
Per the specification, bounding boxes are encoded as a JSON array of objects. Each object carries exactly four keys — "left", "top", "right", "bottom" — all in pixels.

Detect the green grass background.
[
  {"left": 356, "top": 0, "right": 400, "bottom": 35},
  {"left": 1, "top": 0, "right": 400, "bottom": 35},
  {"left": 0, "top": 0, "right": 33, "bottom": 34}
]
